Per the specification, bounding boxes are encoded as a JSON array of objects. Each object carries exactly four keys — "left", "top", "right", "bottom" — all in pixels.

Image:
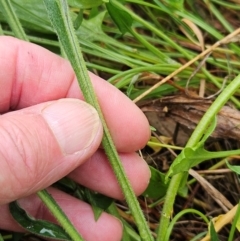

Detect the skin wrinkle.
[
  {"left": 0, "top": 127, "right": 24, "bottom": 200},
  {"left": 78, "top": 154, "right": 109, "bottom": 190},
  {"left": 0, "top": 52, "right": 14, "bottom": 112},
  {"left": 24, "top": 131, "right": 55, "bottom": 195},
  {"left": 37, "top": 55, "right": 60, "bottom": 101},
  {"left": 3, "top": 118, "right": 38, "bottom": 193},
  {"left": 0, "top": 99, "right": 103, "bottom": 202},
  {"left": 0, "top": 114, "right": 55, "bottom": 201},
  {"left": 10, "top": 42, "right": 23, "bottom": 110},
  {"left": 64, "top": 65, "right": 76, "bottom": 99},
  {"left": 11, "top": 116, "right": 60, "bottom": 194},
  {"left": 37, "top": 55, "right": 75, "bottom": 105}
]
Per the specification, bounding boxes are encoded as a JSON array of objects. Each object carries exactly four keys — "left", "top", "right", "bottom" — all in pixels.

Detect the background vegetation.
[{"left": 0, "top": 0, "right": 240, "bottom": 240}]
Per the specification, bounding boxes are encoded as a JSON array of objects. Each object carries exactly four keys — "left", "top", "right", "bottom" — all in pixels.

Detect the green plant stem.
[
  {"left": 157, "top": 173, "right": 183, "bottom": 241},
  {"left": 157, "top": 73, "right": 240, "bottom": 241},
  {"left": 37, "top": 190, "right": 84, "bottom": 241},
  {"left": 0, "top": 0, "right": 28, "bottom": 41},
  {"left": 129, "top": 28, "right": 171, "bottom": 62},
  {"left": 228, "top": 203, "right": 240, "bottom": 241},
  {"left": 43, "top": 1, "right": 153, "bottom": 241},
  {"left": 0, "top": 24, "right": 3, "bottom": 35},
  {"left": 187, "top": 73, "right": 240, "bottom": 146},
  {"left": 164, "top": 208, "right": 209, "bottom": 241}
]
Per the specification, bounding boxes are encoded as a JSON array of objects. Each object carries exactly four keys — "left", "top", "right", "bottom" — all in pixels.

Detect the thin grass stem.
[{"left": 0, "top": 0, "right": 28, "bottom": 41}]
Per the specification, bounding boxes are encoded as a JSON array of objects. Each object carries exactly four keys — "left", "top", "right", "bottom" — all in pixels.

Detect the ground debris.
[{"left": 140, "top": 93, "right": 240, "bottom": 142}]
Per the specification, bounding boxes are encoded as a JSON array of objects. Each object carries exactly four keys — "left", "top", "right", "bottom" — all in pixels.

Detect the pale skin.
[{"left": 0, "top": 37, "right": 151, "bottom": 241}]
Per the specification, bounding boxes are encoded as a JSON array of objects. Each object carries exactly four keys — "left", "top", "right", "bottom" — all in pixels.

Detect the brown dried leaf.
[{"left": 141, "top": 93, "right": 240, "bottom": 141}]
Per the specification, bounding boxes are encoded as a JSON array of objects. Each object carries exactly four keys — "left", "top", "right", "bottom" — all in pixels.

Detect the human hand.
[{"left": 0, "top": 37, "right": 151, "bottom": 241}]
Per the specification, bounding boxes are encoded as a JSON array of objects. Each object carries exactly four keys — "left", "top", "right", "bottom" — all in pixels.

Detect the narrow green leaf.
[
  {"left": 166, "top": 147, "right": 240, "bottom": 179},
  {"left": 73, "top": 9, "right": 83, "bottom": 30},
  {"left": 68, "top": 0, "right": 103, "bottom": 9},
  {"left": 226, "top": 160, "right": 240, "bottom": 175},
  {"left": 7, "top": 0, "right": 53, "bottom": 33},
  {"left": 106, "top": 0, "right": 133, "bottom": 34},
  {"left": 166, "top": 116, "right": 217, "bottom": 179},
  {"left": 9, "top": 202, "right": 71, "bottom": 241},
  {"left": 229, "top": 203, "right": 240, "bottom": 240},
  {"left": 163, "top": 0, "right": 184, "bottom": 10},
  {"left": 210, "top": 220, "right": 220, "bottom": 241},
  {"left": 200, "top": 116, "right": 217, "bottom": 143},
  {"left": 0, "top": 23, "right": 3, "bottom": 35},
  {"left": 0, "top": 0, "right": 28, "bottom": 41}
]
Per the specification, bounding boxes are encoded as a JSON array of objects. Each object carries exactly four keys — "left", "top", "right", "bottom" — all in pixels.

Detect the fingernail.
[{"left": 42, "top": 99, "right": 101, "bottom": 155}]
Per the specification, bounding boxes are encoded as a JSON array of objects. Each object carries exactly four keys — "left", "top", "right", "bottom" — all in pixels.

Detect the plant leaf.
[
  {"left": 143, "top": 166, "right": 169, "bottom": 199},
  {"left": 226, "top": 160, "right": 240, "bottom": 175},
  {"left": 230, "top": 203, "right": 240, "bottom": 234},
  {"left": 10, "top": 0, "right": 52, "bottom": 33},
  {"left": 68, "top": 0, "right": 103, "bottom": 9},
  {"left": 237, "top": 214, "right": 240, "bottom": 232},
  {"left": 9, "top": 201, "right": 71, "bottom": 241},
  {"left": 75, "top": 10, "right": 106, "bottom": 41},
  {"left": 163, "top": 0, "right": 184, "bottom": 10},
  {"left": 84, "top": 189, "right": 113, "bottom": 220},
  {"left": 210, "top": 220, "right": 220, "bottom": 241},
  {"left": 166, "top": 116, "right": 217, "bottom": 179},
  {"left": 73, "top": 9, "right": 83, "bottom": 30},
  {"left": 106, "top": 0, "right": 133, "bottom": 34}
]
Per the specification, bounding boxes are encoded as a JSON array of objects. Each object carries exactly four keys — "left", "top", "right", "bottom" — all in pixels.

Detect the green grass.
[{"left": 0, "top": 0, "right": 240, "bottom": 240}]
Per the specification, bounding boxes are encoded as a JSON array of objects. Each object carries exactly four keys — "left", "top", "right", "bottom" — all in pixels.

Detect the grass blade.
[{"left": 0, "top": 0, "right": 28, "bottom": 41}]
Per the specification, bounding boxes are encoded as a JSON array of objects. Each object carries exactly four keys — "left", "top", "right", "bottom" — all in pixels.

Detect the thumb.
[{"left": 0, "top": 99, "right": 102, "bottom": 204}]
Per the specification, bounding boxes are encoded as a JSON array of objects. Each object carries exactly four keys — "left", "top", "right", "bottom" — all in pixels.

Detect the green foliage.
[
  {"left": 73, "top": 9, "right": 83, "bottom": 30},
  {"left": 143, "top": 166, "right": 169, "bottom": 199},
  {"left": 210, "top": 221, "right": 220, "bottom": 241},
  {"left": 106, "top": 0, "right": 133, "bottom": 35},
  {"left": 162, "top": 0, "right": 184, "bottom": 10},
  {"left": 83, "top": 189, "right": 113, "bottom": 221},
  {"left": 9, "top": 202, "right": 71, "bottom": 240},
  {"left": 226, "top": 160, "right": 240, "bottom": 175},
  {"left": 166, "top": 116, "right": 240, "bottom": 180},
  {"left": 68, "top": 0, "right": 103, "bottom": 9},
  {"left": 1, "top": 0, "right": 53, "bottom": 33},
  {"left": 1, "top": 1, "right": 240, "bottom": 240},
  {"left": 229, "top": 203, "right": 240, "bottom": 241},
  {"left": 0, "top": 0, "right": 28, "bottom": 40}
]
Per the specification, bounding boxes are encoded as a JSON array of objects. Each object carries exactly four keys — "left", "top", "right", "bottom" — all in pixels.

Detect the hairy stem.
[{"left": 43, "top": 1, "right": 153, "bottom": 240}]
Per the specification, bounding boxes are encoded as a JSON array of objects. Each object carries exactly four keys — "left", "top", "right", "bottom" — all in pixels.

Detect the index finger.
[{"left": 0, "top": 36, "right": 150, "bottom": 152}]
